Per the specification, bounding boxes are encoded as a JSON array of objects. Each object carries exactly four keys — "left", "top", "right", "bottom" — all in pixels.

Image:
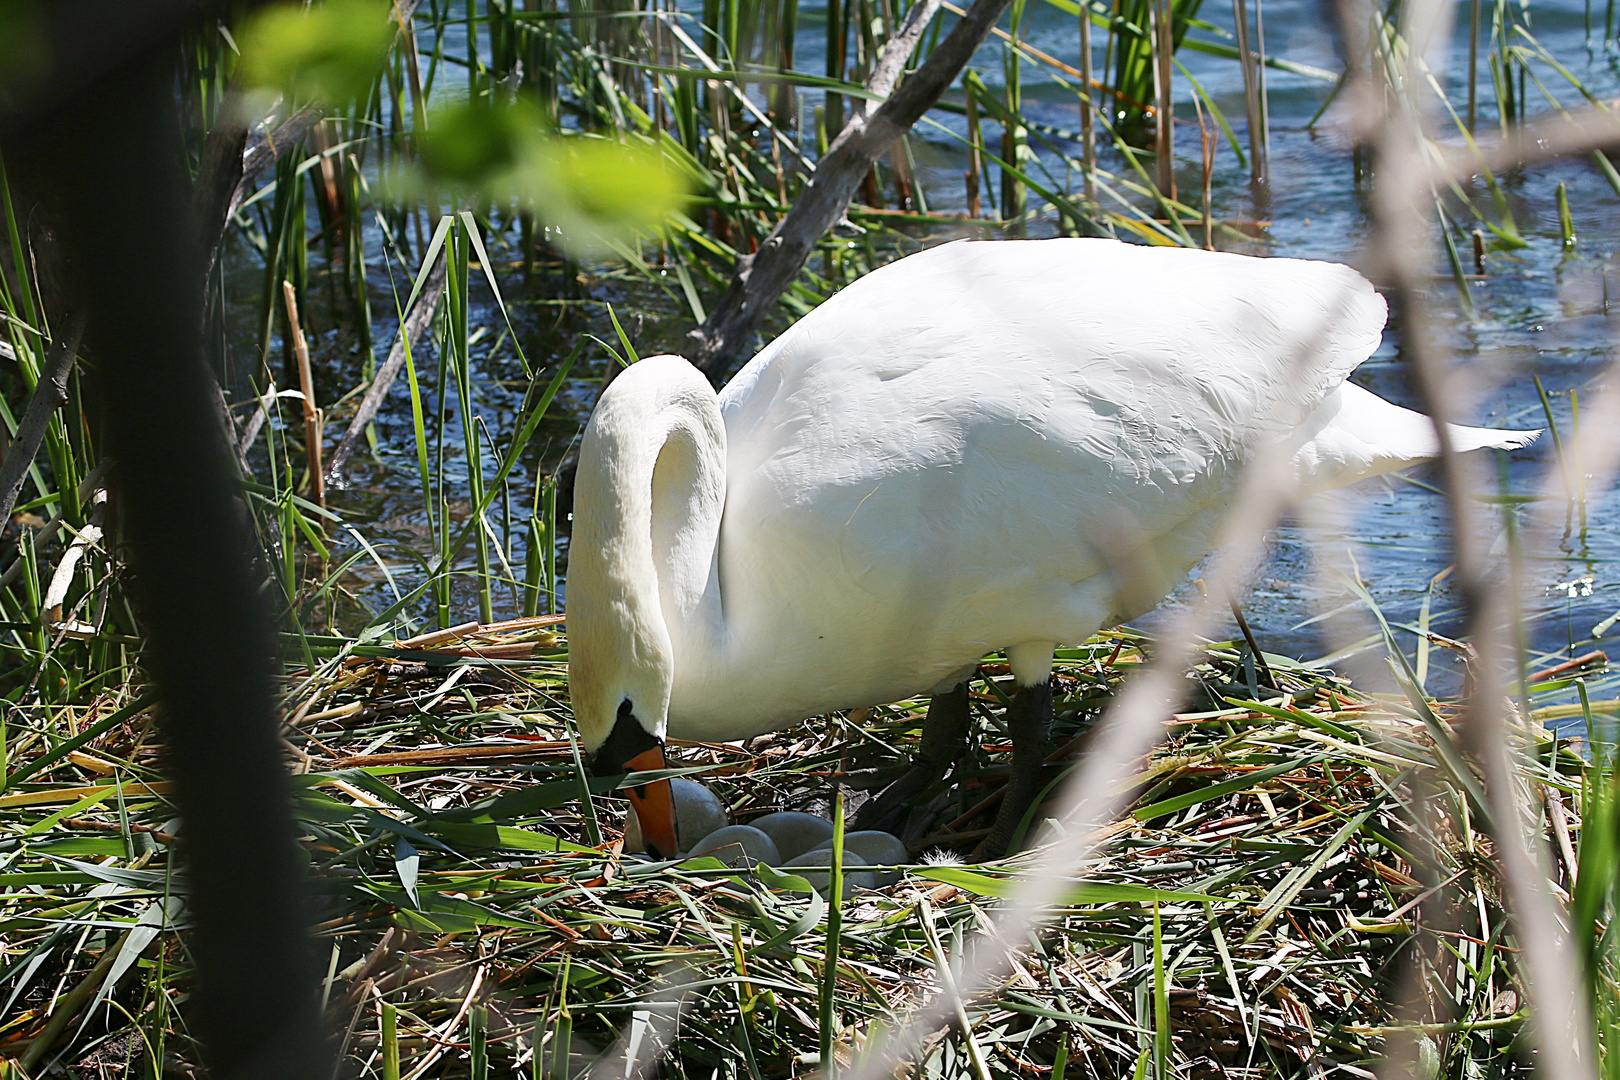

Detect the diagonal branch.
[
  {"left": 325, "top": 255, "right": 448, "bottom": 483},
  {"left": 684, "top": 0, "right": 1006, "bottom": 379},
  {"left": 193, "top": 2, "right": 426, "bottom": 282},
  {"left": 0, "top": 313, "right": 86, "bottom": 526},
  {"left": 193, "top": 98, "right": 326, "bottom": 285}
]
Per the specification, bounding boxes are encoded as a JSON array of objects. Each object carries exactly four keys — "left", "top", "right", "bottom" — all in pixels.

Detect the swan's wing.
[
  {"left": 682, "top": 240, "right": 1389, "bottom": 722},
  {"left": 719, "top": 238, "right": 1385, "bottom": 520}
]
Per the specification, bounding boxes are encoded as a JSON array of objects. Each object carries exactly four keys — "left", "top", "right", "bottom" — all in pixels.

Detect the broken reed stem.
[
  {"left": 966, "top": 92, "right": 984, "bottom": 218},
  {"left": 1153, "top": 0, "right": 1175, "bottom": 199},
  {"left": 1196, "top": 97, "right": 1215, "bottom": 249},
  {"left": 1253, "top": 0, "right": 1268, "bottom": 168},
  {"left": 1359, "top": 0, "right": 1596, "bottom": 1064},
  {"left": 1079, "top": 0, "right": 1096, "bottom": 200},
  {"left": 1233, "top": 0, "right": 1266, "bottom": 185},
  {"left": 282, "top": 279, "right": 325, "bottom": 509},
  {"left": 1467, "top": 0, "right": 1481, "bottom": 131}
]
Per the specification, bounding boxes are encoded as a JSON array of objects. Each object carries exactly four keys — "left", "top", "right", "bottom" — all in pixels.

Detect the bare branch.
[
  {"left": 0, "top": 313, "right": 85, "bottom": 526},
  {"left": 325, "top": 255, "right": 448, "bottom": 484},
  {"left": 684, "top": 0, "right": 1003, "bottom": 378},
  {"left": 1438, "top": 105, "right": 1620, "bottom": 184},
  {"left": 1355, "top": 0, "right": 1598, "bottom": 1067}
]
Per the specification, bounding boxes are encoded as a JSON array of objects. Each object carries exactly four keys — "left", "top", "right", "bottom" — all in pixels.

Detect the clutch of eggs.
[{"left": 622, "top": 779, "right": 906, "bottom": 893}]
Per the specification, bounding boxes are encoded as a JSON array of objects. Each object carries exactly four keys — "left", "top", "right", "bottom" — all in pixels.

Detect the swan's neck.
[{"left": 568, "top": 356, "right": 727, "bottom": 748}]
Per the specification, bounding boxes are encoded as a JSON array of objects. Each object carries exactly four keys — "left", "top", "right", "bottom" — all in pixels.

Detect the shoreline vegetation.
[
  {"left": 2, "top": 0, "right": 1620, "bottom": 1075},
  {"left": 0, "top": 625, "right": 1601, "bottom": 1078}
]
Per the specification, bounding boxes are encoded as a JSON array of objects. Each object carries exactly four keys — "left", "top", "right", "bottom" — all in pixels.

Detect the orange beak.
[{"left": 625, "top": 745, "right": 678, "bottom": 859}]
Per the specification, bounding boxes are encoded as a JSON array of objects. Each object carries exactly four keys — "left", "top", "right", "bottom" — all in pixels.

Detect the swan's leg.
[
  {"left": 975, "top": 643, "right": 1057, "bottom": 859},
  {"left": 852, "top": 682, "right": 971, "bottom": 832},
  {"left": 974, "top": 680, "right": 1054, "bottom": 858}
]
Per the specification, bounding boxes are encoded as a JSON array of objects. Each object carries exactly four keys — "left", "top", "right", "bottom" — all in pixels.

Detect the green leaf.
[
  {"left": 401, "top": 113, "right": 689, "bottom": 257},
  {"left": 551, "top": 136, "right": 686, "bottom": 236},
  {"left": 375, "top": 889, "right": 545, "bottom": 932},
  {"left": 1132, "top": 755, "right": 1329, "bottom": 822},
  {"left": 237, "top": 0, "right": 394, "bottom": 106},
  {"left": 420, "top": 98, "right": 547, "bottom": 184},
  {"left": 755, "top": 863, "right": 819, "bottom": 894},
  {"left": 917, "top": 867, "right": 1220, "bottom": 905},
  {"left": 0, "top": 871, "right": 108, "bottom": 887},
  {"left": 38, "top": 855, "right": 167, "bottom": 890},
  {"left": 751, "top": 886, "right": 827, "bottom": 954},
  {"left": 428, "top": 821, "right": 597, "bottom": 854},
  {"left": 32, "top": 835, "right": 127, "bottom": 858}
]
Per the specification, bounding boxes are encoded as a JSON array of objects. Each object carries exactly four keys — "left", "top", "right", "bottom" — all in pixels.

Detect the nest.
[{"left": 0, "top": 619, "right": 1582, "bottom": 1079}]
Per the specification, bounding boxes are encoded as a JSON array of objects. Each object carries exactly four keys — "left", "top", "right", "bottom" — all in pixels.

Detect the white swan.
[{"left": 570, "top": 238, "right": 1535, "bottom": 858}]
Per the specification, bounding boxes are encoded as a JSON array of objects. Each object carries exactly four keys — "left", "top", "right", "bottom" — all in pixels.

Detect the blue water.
[{"left": 283, "top": 0, "right": 1620, "bottom": 722}]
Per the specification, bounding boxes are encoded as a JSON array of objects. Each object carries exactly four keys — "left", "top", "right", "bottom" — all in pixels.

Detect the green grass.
[
  {"left": 0, "top": 624, "right": 1599, "bottom": 1078},
  {"left": 0, "top": 0, "right": 1594, "bottom": 701},
  {"left": 0, "top": 0, "right": 1617, "bottom": 1076}
]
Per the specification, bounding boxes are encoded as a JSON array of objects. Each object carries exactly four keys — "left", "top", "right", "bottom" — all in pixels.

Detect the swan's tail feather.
[
  {"left": 1447, "top": 423, "right": 1541, "bottom": 454},
  {"left": 1294, "top": 382, "right": 1539, "bottom": 495}
]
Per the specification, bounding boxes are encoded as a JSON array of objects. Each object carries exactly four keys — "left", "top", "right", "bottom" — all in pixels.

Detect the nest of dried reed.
[{"left": 0, "top": 620, "right": 1582, "bottom": 1080}]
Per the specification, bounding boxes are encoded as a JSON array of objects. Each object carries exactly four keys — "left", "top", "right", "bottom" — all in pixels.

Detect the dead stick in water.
[
  {"left": 325, "top": 256, "right": 447, "bottom": 482},
  {"left": 1226, "top": 586, "right": 1278, "bottom": 692},
  {"left": 282, "top": 281, "right": 325, "bottom": 508},
  {"left": 1528, "top": 650, "right": 1607, "bottom": 683}
]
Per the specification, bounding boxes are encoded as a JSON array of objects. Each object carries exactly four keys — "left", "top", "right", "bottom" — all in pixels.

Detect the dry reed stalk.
[
  {"left": 1233, "top": 0, "right": 1267, "bottom": 185},
  {"left": 1079, "top": 1, "right": 1096, "bottom": 201},
  {"left": 1467, "top": 0, "right": 1481, "bottom": 129},
  {"left": 965, "top": 93, "right": 984, "bottom": 218},
  {"left": 1529, "top": 651, "right": 1608, "bottom": 682},
  {"left": 1196, "top": 98, "right": 1215, "bottom": 249},
  {"left": 1349, "top": 0, "right": 1596, "bottom": 1065},
  {"left": 331, "top": 743, "right": 574, "bottom": 768},
  {"left": 42, "top": 488, "right": 106, "bottom": 638},
  {"left": 1153, "top": 0, "right": 1175, "bottom": 199},
  {"left": 0, "top": 781, "right": 173, "bottom": 808},
  {"left": 392, "top": 615, "right": 565, "bottom": 650},
  {"left": 281, "top": 280, "right": 326, "bottom": 508}
]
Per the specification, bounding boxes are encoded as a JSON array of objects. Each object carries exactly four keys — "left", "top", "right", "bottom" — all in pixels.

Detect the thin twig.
[
  {"left": 1355, "top": 0, "right": 1596, "bottom": 1065},
  {"left": 282, "top": 281, "right": 326, "bottom": 508}
]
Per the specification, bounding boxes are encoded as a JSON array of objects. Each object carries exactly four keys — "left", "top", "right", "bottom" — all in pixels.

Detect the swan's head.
[
  {"left": 570, "top": 598, "right": 677, "bottom": 859},
  {"left": 568, "top": 354, "right": 724, "bottom": 858}
]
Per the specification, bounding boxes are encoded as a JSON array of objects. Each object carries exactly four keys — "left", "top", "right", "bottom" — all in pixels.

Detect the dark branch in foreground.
[
  {"left": 2, "top": 11, "right": 329, "bottom": 1078},
  {"left": 684, "top": 0, "right": 1009, "bottom": 379}
]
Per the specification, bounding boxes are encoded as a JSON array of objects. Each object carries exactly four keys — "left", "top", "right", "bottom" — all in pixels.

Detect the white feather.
[{"left": 567, "top": 238, "right": 1537, "bottom": 749}]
